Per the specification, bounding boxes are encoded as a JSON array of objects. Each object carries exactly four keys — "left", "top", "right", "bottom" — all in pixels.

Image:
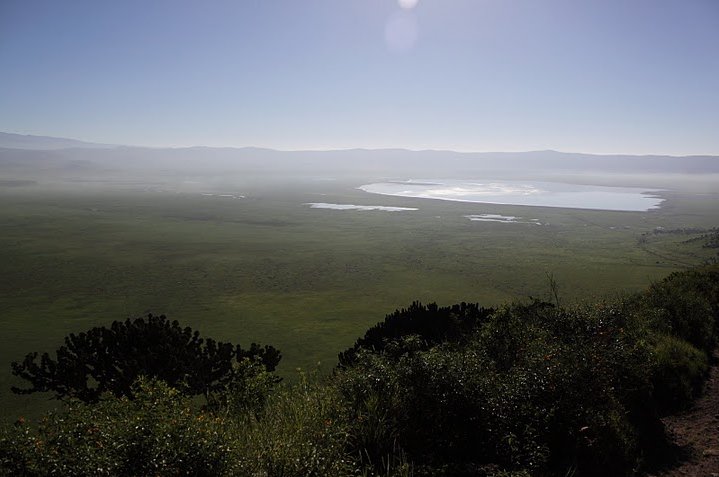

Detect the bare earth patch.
[{"left": 654, "top": 350, "right": 719, "bottom": 476}]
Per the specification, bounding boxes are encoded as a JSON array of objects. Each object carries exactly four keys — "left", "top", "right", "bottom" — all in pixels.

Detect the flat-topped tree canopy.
[{"left": 11, "top": 314, "right": 281, "bottom": 403}]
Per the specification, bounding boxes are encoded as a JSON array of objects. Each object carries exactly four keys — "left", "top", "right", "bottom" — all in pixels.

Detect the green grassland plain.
[{"left": 1, "top": 175, "right": 717, "bottom": 420}]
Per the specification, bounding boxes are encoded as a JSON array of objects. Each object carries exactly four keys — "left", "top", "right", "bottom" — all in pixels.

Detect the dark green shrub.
[
  {"left": 651, "top": 334, "right": 709, "bottom": 413},
  {"left": 207, "top": 357, "right": 281, "bottom": 418},
  {"left": 233, "top": 369, "right": 358, "bottom": 477},
  {"left": 640, "top": 272, "right": 717, "bottom": 354},
  {"left": 337, "top": 299, "right": 658, "bottom": 476},
  {"left": 339, "top": 302, "right": 493, "bottom": 366},
  {"left": 11, "top": 314, "right": 281, "bottom": 402},
  {"left": 1, "top": 378, "right": 232, "bottom": 477},
  {"left": 0, "top": 419, "right": 40, "bottom": 477},
  {"left": 1, "top": 373, "right": 357, "bottom": 477}
]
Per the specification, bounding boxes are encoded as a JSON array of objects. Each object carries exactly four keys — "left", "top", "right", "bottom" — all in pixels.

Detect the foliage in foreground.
[
  {"left": 11, "top": 314, "right": 281, "bottom": 402},
  {"left": 338, "top": 301, "right": 656, "bottom": 476},
  {"left": 1, "top": 378, "right": 232, "bottom": 477},
  {"left": 2, "top": 265, "right": 718, "bottom": 477}
]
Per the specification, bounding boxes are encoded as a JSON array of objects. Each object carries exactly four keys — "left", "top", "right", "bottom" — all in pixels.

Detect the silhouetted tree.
[
  {"left": 11, "top": 314, "right": 281, "bottom": 402},
  {"left": 338, "top": 301, "right": 494, "bottom": 366}
]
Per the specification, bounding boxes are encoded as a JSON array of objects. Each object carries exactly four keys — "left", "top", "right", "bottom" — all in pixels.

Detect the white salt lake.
[
  {"left": 359, "top": 180, "right": 664, "bottom": 212},
  {"left": 465, "top": 214, "right": 542, "bottom": 225},
  {"left": 201, "top": 193, "right": 245, "bottom": 199},
  {"left": 305, "top": 202, "right": 418, "bottom": 212}
]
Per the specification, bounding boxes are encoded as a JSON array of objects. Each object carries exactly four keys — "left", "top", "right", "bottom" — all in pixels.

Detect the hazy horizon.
[{"left": 3, "top": 130, "right": 719, "bottom": 158}]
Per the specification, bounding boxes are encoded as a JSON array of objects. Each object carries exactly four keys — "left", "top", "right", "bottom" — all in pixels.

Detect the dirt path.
[{"left": 655, "top": 351, "right": 719, "bottom": 476}]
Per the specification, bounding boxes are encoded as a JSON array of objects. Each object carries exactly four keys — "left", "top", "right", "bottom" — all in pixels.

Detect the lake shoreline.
[{"left": 359, "top": 179, "right": 665, "bottom": 212}]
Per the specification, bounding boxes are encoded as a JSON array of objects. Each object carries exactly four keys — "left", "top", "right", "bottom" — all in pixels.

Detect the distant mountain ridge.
[
  {"left": 1, "top": 131, "right": 718, "bottom": 179},
  {"left": 2, "top": 131, "right": 718, "bottom": 159},
  {"left": 0, "top": 132, "right": 115, "bottom": 150}
]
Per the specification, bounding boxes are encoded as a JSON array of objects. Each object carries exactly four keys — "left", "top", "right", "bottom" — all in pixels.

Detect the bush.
[
  {"left": 0, "top": 378, "right": 233, "bottom": 477},
  {"left": 338, "top": 302, "right": 493, "bottom": 367},
  {"left": 651, "top": 335, "right": 709, "bottom": 413},
  {"left": 233, "top": 369, "right": 358, "bottom": 477},
  {"left": 336, "top": 299, "right": 658, "bottom": 476},
  {"left": 207, "top": 358, "right": 281, "bottom": 418},
  {"left": 11, "top": 314, "right": 281, "bottom": 402},
  {"left": 639, "top": 272, "right": 717, "bottom": 354}
]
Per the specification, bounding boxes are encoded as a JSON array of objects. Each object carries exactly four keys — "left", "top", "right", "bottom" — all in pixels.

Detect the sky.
[{"left": 0, "top": 0, "right": 718, "bottom": 155}]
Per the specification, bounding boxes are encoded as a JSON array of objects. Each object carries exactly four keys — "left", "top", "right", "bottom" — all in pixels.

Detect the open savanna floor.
[{"left": 1, "top": 178, "right": 717, "bottom": 420}]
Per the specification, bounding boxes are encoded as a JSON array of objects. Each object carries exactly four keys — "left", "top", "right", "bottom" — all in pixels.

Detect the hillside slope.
[{"left": 656, "top": 350, "right": 719, "bottom": 476}]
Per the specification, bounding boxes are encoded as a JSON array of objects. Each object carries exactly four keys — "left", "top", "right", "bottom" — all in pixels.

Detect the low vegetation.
[{"left": 1, "top": 264, "right": 717, "bottom": 476}]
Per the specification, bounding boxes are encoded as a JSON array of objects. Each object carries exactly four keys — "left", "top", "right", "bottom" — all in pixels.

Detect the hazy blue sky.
[{"left": 1, "top": 0, "right": 717, "bottom": 154}]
